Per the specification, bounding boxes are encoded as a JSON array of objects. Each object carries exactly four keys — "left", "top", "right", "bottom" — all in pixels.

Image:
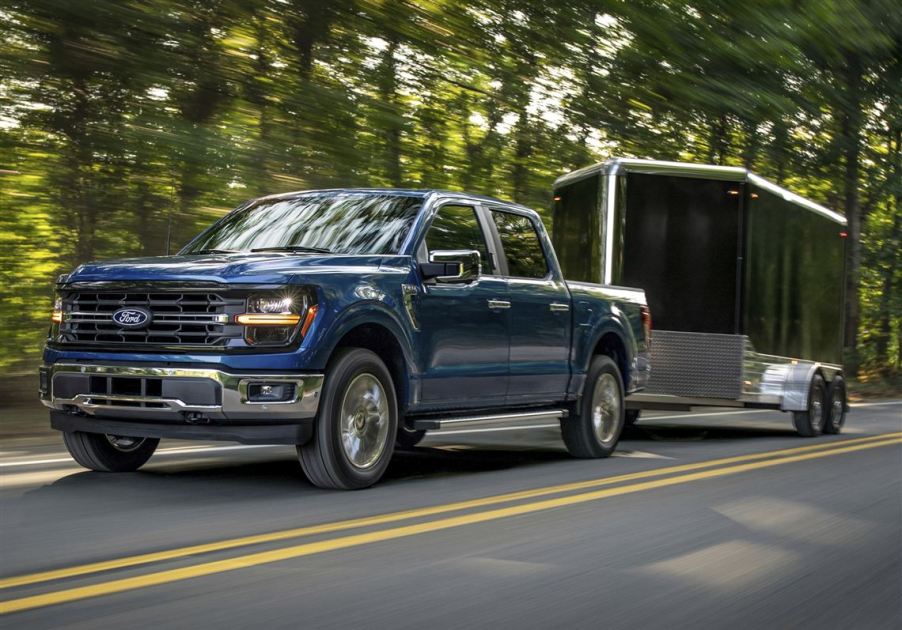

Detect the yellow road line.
[
  {"left": 1, "top": 436, "right": 899, "bottom": 615},
  {"left": 1, "top": 432, "right": 898, "bottom": 591}
]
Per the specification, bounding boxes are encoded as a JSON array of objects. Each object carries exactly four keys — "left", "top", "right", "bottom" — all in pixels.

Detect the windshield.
[{"left": 182, "top": 192, "right": 423, "bottom": 255}]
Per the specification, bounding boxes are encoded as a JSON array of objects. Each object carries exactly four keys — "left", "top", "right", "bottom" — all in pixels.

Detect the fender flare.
[{"left": 307, "top": 302, "right": 420, "bottom": 399}]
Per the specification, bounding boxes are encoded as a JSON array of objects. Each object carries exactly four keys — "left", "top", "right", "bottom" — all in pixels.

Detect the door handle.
[
  {"left": 549, "top": 303, "right": 570, "bottom": 312},
  {"left": 487, "top": 299, "right": 511, "bottom": 310}
]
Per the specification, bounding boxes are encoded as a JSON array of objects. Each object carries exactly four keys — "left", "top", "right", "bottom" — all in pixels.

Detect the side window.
[
  {"left": 491, "top": 210, "right": 549, "bottom": 279},
  {"left": 425, "top": 204, "right": 494, "bottom": 274}
]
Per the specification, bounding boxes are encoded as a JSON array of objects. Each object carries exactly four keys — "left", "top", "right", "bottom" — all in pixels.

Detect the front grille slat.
[{"left": 59, "top": 290, "right": 245, "bottom": 348}]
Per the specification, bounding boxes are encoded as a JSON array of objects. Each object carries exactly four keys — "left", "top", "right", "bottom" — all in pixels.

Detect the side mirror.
[{"left": 420, "top": 250, "right": 481, "bottom": 284}]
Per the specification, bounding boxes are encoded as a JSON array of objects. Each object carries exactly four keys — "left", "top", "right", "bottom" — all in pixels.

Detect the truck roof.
[
  {"left": 553, "top": 158, "right": 846, "bottom": 225},
  {"left": 254, "top": 187, "right": 523, "bottom": 208},
  {"left": 248, "top": 187, "right": 543, "bottom": 223}
]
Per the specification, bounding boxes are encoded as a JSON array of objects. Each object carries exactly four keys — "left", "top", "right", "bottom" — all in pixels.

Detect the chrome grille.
[{"left": 58, "top": 291, "right": 245, "bottom": 347}]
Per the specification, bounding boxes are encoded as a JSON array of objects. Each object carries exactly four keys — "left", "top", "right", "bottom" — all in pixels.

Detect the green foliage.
[{"left": 0, "top": 0, "right": 899, "bottom": 374}]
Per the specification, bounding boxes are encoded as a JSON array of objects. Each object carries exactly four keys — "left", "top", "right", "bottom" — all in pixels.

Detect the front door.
[{"left": 415, "top": 203, "right": 509, "bottom": 409}]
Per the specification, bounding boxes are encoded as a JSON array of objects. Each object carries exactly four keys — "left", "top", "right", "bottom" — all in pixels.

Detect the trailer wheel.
[
  {"left": 561, "top": 355, "right": 625, "bottom": 458},
  {"left": 625, "top": 410, "right": 640, "bottom": 427},
  {"left": 792, "top": 373, "right": 827, "bottom": 437},
  {"left": 823, "top": 375, "right": 847, "bottom": 434}
]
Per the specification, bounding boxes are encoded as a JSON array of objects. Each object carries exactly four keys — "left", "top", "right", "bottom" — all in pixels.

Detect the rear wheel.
[
  {"left": 792, "top": 373, "right": 827, "bottom": 437},
  {"left": 823, "top": 375, "right": 847, "bottom": 434},
  {"left": 395, "top": 424, "right": 426, "bottom": 450},
  {"left": 561, "top": 355, "right": 625, "bottom": 458},
  {"left": 298, "top": 348, "right": 397, "bottom": 489},
  {"left": 62, "top": 431, "right": 158, "bottom": 472}
]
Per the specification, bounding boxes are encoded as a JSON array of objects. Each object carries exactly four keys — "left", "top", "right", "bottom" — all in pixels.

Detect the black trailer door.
[{"left": 618, "top": 173, "right": 743, "bottom": 334}]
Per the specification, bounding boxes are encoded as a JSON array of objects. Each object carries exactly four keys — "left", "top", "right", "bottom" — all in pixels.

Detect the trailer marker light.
[
  {"left": 750, "top": 193, "right": 759, "bottom": 199},
  {"left": 727, "top": 189, "right": 740, "bottom": 196},
  {"left": 553, "top": 195, "right": 561, "bottom": 201},
  {"left": 839, "top": 231, "right": 848, "bottom": 238}
]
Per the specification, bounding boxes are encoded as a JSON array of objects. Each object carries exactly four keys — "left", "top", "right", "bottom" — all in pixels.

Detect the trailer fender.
[{"left": 779, "top": 362, "right": 820, "bottom": 412}]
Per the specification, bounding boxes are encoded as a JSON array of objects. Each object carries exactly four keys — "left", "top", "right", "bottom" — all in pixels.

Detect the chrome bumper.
[{"left": 40, "top": 363, "right": 323, "bottom": 422}]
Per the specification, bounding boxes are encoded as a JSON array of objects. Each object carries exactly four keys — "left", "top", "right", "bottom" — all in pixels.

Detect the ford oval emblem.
[{"left": 111, "top": 307, "right": 152, "bottom": 329}]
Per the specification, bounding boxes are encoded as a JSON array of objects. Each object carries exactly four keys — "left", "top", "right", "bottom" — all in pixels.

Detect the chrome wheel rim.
[
  {"left": 591, "top": 373, "right": 621, "bottom": 445},
  {"left": 811, "top": 388, "right": 824, "bottom": 429},
  {"left": 339, "top": 373, "right": 390, "bottom": 470},
  {"left": 831, "top": 395, "right": 844, "bottom": 428},
  {"left": 105, "top": 435, "right": 145, "bottom": 452}
]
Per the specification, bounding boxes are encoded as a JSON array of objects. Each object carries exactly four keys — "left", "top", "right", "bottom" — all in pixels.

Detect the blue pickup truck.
[{"left": 41, "top": 190, "right": 651, "bottom": 488}]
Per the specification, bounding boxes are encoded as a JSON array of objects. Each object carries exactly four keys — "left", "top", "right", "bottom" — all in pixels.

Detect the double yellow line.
[{"left": 2, "top": 432, "right": 900, "bottom": 615}]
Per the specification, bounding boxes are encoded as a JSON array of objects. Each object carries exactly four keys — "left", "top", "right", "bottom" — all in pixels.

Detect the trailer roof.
[{"left": 553, "top": 158, "right": 846, "bottom": 225}]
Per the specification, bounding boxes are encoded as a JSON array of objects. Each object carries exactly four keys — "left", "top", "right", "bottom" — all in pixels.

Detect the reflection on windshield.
[{"left": 183, "top": 193, "right": 422, "bottom": 255}]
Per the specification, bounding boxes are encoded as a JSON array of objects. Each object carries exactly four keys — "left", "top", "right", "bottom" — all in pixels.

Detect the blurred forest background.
[{"left": 1, "top": 0, "right": 900, "bottom": 386}]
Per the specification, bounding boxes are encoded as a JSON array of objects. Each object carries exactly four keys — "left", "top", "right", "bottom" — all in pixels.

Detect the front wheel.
[
  {"left": 298, "top": 348, "right": 398, "bottom": 489},
  {"left": 62, "top": 432, "right": 159, "bottom": 472},
  {"left": 561, "top": 355, "right": 625, "bottom": 458}
]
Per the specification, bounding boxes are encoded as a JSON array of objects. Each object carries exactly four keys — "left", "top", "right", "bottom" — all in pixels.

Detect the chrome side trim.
[
  {"left": 42, "top": 363, "right": 323, "bottom": 421},
  {"left": 627, "top": 334, "right": 842, "bottom": 412},
  {"left": 412, "top": 409, "right": 566, "bottom": 431},
  {"left": 603, "top": 165, "right": 620, "bottom": 284}
]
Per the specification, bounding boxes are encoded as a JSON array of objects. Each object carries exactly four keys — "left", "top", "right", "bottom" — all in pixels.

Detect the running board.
[{"left": 410, "top": 409, "right": 567, "bottom": 432}]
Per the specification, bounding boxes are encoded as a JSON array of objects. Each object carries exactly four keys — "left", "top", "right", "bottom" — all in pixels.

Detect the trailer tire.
[
  {"left": 625, "top": 410, "right": 640, "bottom": 427},
  {"left": 62, "top": 432, "right": 158, "bottom": 472},
  {"left": 823, "top": 375, "right": 847, "bottom": 434},
  {"left": 298, "top": 348, "right": 397, "bottom": 490},
  {"left": 562, "top": 355, "right": 625, "bottom": 458},
  {"left": 792, "top": 373, "right": 827, "bottom": 437}
]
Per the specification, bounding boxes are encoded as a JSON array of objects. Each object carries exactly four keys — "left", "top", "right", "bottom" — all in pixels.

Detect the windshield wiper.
[
  {"left": 185, "top": 249, "right": 241, "bottom": 255},
  {"left": 250, "top": 245, "right": 332, "bottom": 254}
]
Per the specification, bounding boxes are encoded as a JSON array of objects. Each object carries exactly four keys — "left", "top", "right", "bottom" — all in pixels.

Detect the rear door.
[
  {"left": 488, "top": 208, "right": 571, "bottom": 404},
  {"left": 415, "top": 202, "right": 510, "bottom": 408}
]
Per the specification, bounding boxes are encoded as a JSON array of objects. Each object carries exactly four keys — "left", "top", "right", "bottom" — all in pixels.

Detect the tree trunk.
[
  {"left": 840, "top": 54, "right": 864, "bottom": 376},
  {"left": 377, "top": 38, "right": 402, "bottom": 187}
]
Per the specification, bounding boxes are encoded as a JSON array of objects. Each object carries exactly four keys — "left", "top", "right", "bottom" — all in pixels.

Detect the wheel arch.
[{"left": 327, "top": 317, "right": 414, "bottom": 412}]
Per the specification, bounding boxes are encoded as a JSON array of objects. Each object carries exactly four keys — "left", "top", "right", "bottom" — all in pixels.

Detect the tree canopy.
[{"left": 1, "top": 0, "right": 899, "bottom": 377}]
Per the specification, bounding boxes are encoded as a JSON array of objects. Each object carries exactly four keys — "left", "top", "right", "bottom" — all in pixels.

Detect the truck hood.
[{"left": 64, "top": 252, "right": 407, "bottom": 285}]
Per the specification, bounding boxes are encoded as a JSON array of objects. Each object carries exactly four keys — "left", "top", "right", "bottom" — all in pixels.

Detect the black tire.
[
  {"left": 62, "top": 431, "right": 158, "bottom": 472},
  {"left": 624, "top": 409, "right": 640, "bottom": 427},
  {"left": 395, "top": 424, "right": 426, "bottom": 450},
  {"left": 792, "top": 373, "right": 827, "bottom": 437},
  {"left": 561, "top": 355, "right": 625, "bottom": 458},
  {"left": 823, "top": 375, "right": 847, "bottom": 434},
  {"left": 298, "top": 348, "right": 398, "bottom": 489}
]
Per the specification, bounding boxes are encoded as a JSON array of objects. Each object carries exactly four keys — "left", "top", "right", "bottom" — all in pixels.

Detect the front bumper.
[{"left": 40, "top": 363, "right": 323, "bottom": 444}]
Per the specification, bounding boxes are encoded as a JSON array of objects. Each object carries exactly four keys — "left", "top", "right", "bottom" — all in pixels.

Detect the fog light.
[
  {"left": 39, "top": 368, "right": 50, "bottom": 397},
  {"left": 247, "top": 382, "right": 296, "bottom": 402}
]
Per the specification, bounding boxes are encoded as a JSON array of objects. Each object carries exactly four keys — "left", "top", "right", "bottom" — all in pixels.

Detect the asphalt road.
[{"left": 1, "top": 402, "right": 900, "bottom": 628}]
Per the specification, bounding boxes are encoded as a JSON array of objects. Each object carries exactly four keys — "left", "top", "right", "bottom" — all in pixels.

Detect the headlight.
[{"left": 237, "top": 290, "right": 317, "bottom": 346}]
